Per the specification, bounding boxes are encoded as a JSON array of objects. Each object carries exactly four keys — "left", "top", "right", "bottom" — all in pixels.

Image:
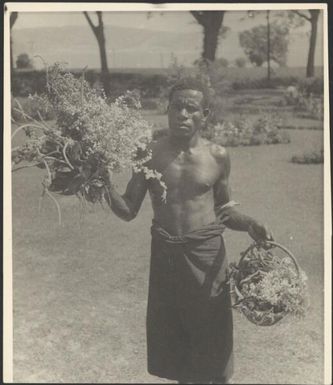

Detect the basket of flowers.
[{"left": 228, "top": 241, "right": 309, "bottom": 326}]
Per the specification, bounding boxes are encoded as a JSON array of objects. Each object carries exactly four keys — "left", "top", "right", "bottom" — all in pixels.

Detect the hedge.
[
  {"left": 11, "top": 69, "right": 169, "bottom": 99},
  {"left": 232, "top": 76, "right": 324, "bottom": 95}
]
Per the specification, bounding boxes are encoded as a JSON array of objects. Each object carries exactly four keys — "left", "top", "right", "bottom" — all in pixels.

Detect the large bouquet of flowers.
[
  {"left": 228, "top": 241, "right": 309, "bottom": 326},
  {"left": 12, "top": 63, "right": 166, "bottom": 224}
]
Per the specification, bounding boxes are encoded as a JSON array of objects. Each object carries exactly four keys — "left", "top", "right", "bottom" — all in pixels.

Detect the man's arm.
[
  {"left": 104, "top": 170, "right": 148, "bottom": 222},
  {"left": 213, "top": 146, "right": 273, "bottom": 241}
]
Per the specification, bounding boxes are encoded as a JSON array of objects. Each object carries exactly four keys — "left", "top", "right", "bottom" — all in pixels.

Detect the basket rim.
[{"left": 239, "top": 240, "right": 300, "bottom": 275}]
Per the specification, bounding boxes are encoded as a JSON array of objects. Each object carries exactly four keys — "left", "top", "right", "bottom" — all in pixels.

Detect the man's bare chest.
[{"left": 152, "top": 150, "right": 221, "bottom": 194}]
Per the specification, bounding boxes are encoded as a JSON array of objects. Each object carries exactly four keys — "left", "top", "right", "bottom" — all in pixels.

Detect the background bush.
[
  {"left": 16, "top": 53, "right": 34, "bottom": 69},
  {"left": 232, "top": 76, "right": 300, "bottom": 90},
  {"left": 203, "top": 114, "right": 290, "bottom": 147},
  {"left": 291, "top": 148, "right": 323, "bottom": 164},
  {"left": 296, "top": 77, "right": 324, "bottom": 96},
  {"left": 11, "top": 69, "right": 169, "bottom": 99}
]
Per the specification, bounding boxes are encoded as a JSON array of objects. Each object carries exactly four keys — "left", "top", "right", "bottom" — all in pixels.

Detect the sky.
[
  {"left": 14, "top": 11, "right": 198, "bottom": 32},
  {"left": 14, "top": 10, "right": 322, "bottom": 33},
  {"left": 11, "top": 10, "right": 324, "bottom": 69}
]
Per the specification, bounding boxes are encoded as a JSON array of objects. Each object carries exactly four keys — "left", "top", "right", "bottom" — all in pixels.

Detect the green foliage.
[
  {"left": 239, "top": 22, "right": 290, "bottom": 67},
  {"left": 291, "top": 148, "right": 323, "bottom": 164}
]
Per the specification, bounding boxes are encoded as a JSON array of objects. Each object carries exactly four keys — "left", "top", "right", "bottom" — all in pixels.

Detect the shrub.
[
  {"left": 16, "top": 53, "right": 34, "bottom": 69},
  {"left": 203, "top": 114, "right": 290, "bottom": 147},
  {"left": 232, "top": 76, "right": 299, "bottom": 90},
  {"left": 280, "top": 77, "right": 324, "bottom": 120},
  {"left": 291, "top": 148, "right": 323, "bottom": 164},
  {"left": 293, "top": 94, "right": 323, "bottom": 121},
  {"left": 140, "top": 98, "right": 160, "bottom": 111},
  {"left": 199, "top": 60, "right": 233, "bottom": 97},
  {"left": 296, "top": 77, "right": 323, "bottom": 96},
  {"left": 11, "top": 70, "right": 48, "bottom": 97},
  {"left": 11, "top": 69, "right": 169, "bottom": 99}
]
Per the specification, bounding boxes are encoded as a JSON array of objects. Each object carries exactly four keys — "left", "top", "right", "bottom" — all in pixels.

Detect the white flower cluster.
[
  {"left": 12, "top": 63, "right": 167, "bottom": 221},
  {"left": 229, "top": 245, "right": 309, "bottom": 325},
  {"left": 47, "top": 64, "right": 156, "bottom": 175}
]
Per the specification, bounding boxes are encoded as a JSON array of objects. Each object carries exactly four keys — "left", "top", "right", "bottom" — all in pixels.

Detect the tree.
[
  {"left": 190, "top": 11, "right": 225, "bottom": 62},
  {"left": 288, "top": 10, "right": 320, "bottom": 77},
  {"left": 83, "top": 11, "right": 110, "bottom": 95},
  {"left": 239, "top": 22, "right": 289, "bottom": 68},
  {"left": 10, "top": 11, "right": 18, "bottom": 73},
  {"left": 16, "top": 53, "right": 34, "bottom": 69}
]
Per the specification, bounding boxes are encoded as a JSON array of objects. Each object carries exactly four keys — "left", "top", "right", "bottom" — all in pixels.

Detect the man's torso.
[{"left": 147, "top": 136, "right": 226, "bottom": 235}]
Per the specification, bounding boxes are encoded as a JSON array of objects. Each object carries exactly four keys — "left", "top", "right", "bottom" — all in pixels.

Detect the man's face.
[{"left": 168, "top": 89, "right": 208, "bottom": 139}]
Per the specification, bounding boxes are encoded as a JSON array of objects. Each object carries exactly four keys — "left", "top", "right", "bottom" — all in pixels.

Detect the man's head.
[
  {"left": 167, "top": 77, "right": 210, "bottom": 139},
  {"left": 168, "top": 77, "right": 210, "bottom": 109}
]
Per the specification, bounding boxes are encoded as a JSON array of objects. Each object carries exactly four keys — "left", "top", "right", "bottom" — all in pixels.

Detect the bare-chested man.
[{"left": 104, "top": 78, "right": 272, "bottom": 384}]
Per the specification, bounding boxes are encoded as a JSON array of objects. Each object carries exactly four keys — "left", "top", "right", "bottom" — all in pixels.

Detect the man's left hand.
[{"left": 248, "top": 221, "right": 274, "bottom": 243}]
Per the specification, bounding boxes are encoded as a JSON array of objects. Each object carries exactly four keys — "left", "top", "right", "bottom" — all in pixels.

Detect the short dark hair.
[{"left": 168, "top": 77, "right": 210, "bottom": 109}]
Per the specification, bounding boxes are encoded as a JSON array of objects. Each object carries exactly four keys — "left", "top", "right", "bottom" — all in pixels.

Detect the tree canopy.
[{"left": 239, "top": 22, "right": 289, "bottom": 67}]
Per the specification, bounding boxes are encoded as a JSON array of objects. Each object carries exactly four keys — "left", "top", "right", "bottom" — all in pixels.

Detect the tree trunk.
[
  {"left": 10, "top": 12, "right": 18, "bottom": 74},
  {"left": 266, "top": 10, "right": 271, "bottom": 81},
  {"left": 10, "top": 37, "right": 14, "bottom": 72},
  {"left": 83, "top": 11, "right": 110, "bottom": 95},
  {"left": 97, "top": 32, "right": 110, "bottom": 95},
  {"left": 203, "top": 23, "right": 220, "bottom": 62},
  {"left": 191, "top": 11, "right": 225, "bottom": 62},
  {"left": 306, "top": 10, "right": 320, "bottom": 77}
]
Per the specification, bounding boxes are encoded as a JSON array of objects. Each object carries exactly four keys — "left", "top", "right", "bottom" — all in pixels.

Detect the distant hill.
[
  {"left": 12, "top": 24, "right": 202, "bottom": 68},
  {"left": 11, "top": 24, "right": 324, "bottom": 69}
]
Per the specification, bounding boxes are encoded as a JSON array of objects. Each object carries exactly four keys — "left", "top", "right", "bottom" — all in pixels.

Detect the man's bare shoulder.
[{"left": 202, "top": 138, "right": 229, "bottom": 164}]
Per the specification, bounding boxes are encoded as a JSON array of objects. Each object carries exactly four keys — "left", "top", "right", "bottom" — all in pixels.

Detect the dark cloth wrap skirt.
[{"left": 146, "top": 220, "right": 234, "bottom": 383}]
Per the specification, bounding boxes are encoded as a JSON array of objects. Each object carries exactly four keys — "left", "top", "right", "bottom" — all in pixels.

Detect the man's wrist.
[
  {"left": 103, "top": 173, "right": 113, "bottom": 189},
  {"left": 247, "top": 218, "right": 256, "bottom": 232}
]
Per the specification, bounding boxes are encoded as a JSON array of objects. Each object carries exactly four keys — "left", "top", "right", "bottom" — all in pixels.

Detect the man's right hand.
[
  {"left": 248, "top": 221, "right": 274, "bottom": 243},
  {"left": 102, "top": 167, "right": 113, "bottom": 188}
]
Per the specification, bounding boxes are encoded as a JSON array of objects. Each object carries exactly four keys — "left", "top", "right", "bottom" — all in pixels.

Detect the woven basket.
[{"left": 229, "top": 241, "right": 300, "bottom": 326}]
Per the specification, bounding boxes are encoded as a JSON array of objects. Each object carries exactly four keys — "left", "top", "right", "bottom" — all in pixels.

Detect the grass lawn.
[{"left": 11, "top": 105, "right": 325, "bottom": 383}]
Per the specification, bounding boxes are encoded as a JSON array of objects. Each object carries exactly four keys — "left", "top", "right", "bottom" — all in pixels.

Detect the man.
[{"left": 104, "top": 77, "right": 273, "bottom": 384}]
